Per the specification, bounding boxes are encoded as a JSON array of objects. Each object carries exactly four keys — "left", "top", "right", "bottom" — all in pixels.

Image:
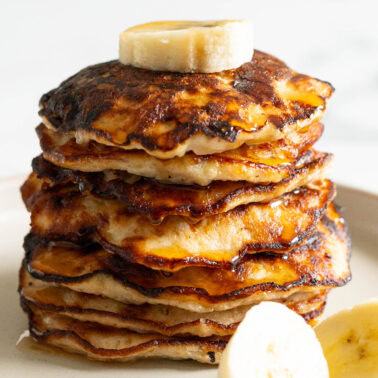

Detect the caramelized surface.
[
  {"left": 22, "top": 175, "right": 335, "bottom": 270},
  {"left": 20, "top": 267, "right": 327, "bottom": 337},
  {"left": 31, "top": 152, "right": 333, "bottom": 222},
  {"left": 24, "top": 206, "right": 351, "bottom": 312},
  {"left": 39, "top": 51, "right": 333, "bottom": 159},
  {"left": 37, "top": 122, "right": 328, "bottom": 186}
]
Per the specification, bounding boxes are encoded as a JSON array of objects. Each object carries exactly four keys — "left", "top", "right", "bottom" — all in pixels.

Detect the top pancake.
[{"left": 39, "top": 50, "right": 334, "bottom": 159}]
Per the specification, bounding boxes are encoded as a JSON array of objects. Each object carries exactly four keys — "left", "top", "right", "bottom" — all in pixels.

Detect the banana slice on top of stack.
[
  {"left": 119, "top": 20, "right": 254, "bottom": 73},
  {"left": 19, "top": 20, "right": 351, "bottom": 366}
]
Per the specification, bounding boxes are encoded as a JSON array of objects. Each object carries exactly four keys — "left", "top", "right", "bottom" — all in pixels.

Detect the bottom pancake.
[
  {"left": 20, "top": 267, "right": 327, "bottom": 337},
  {"left": 23, "top": 300, "right": 227, "bottom": 364},
  {"left": 21, "top": 300, "right": 325, "bottom": 365}
]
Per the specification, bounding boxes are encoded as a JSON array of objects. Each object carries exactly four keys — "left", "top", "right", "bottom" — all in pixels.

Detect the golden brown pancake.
[
  {"left": 31, "top": 152, "right": 333, "bottom": 223},
  {"left": 22, "top": 301, "right": 228, "bottom": 364},
  {"left": 22, "top": 175, "right": 335, "bottom": 270},
  {"left": 24, "top": 207, "right": 351, "bottom": 312},
  {"left": 19, "top": 266, "right": 328, "bottom": 337},
  {"left": 37, "top": 122, "right": 328, "bottom": 186},
  {"left": 39, "top": 51, "right": 334, "bottom": 159}
]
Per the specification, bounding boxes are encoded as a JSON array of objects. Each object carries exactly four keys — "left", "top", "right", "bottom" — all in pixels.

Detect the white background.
[{"left": 1, "top": 0, "right": 377, "bottom": 192}]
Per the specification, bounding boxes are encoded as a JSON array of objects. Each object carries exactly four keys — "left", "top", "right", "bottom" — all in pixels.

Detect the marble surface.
[{"left": 0, "top": 0, "right": 377, "bottom": 193}]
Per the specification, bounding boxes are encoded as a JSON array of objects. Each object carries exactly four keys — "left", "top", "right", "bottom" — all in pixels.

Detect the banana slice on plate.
[
  {"left": 315, "top": 298, "right": 378, "bottom": 378},
  {"left": 218, "top": 301, "right": 328, "bottom": 378},
  {"left": 119, "top": 20, "right": 253, "bottom": 73}
]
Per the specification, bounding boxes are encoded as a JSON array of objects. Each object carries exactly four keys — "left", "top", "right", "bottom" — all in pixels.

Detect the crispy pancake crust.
[
  {"left": 22, "top": 301, "right": 227, "bottom": 364},
  {"left": 19, "top": 267, "right": 328, "bottom": 337},
  {"left": 39, "top": 51, "right": 334, "bottom": 158},
  {"left": 31, "top": 152, "right": 333, "bottom": 223},
  {"left": 22, "top": 175, "right": 335, "bottom": 270},
  {"left": 37, "top": 122, "right": 326, "bottom": 186},
  {"left": 24, "top": 207, "right": 351, "bottom": 312}
]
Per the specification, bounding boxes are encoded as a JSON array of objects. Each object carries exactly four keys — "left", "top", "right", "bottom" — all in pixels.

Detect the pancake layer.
[
  {"left": 31, "top": 152, "right": 332, "bottom": 223},
  {"left": 20, "top": 267, "right": 327, "bottom": 337},
  {"left": 37, "top": 122, "right": 329, "bottom": 186},
  {"left": 22, "top": 175, "right": 335, "bottom": 270},
  {"left": 24, "top": 205, "right": 350, "bottom": 312},
  {"left": 23, "top": 301, "right": 227, "bottom": 364}
]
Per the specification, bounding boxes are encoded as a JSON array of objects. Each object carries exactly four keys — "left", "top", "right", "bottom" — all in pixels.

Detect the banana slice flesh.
[
  {"left": 218, "top": 301, "right": 328, "bottom": 378},
  {"left": 119, "top": 20, "right": 253, "bottom": 73},
  {"left": 315, "top": 298, "right": 378, "bottom": 378}
]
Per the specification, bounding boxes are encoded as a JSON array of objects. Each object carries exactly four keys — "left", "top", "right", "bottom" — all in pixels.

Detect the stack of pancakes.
[{"left": 19, "top": 51, "right": 351, "bottom": 364}]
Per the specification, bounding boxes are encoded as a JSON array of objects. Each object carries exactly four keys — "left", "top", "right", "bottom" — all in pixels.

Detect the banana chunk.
[
  {"left": 218, "top": 302, "right": 328, "bottom": 378},
  {"left": 316, "top": 298, "right": 378, "bottom": 378},
  {"left": 119, "top": 20, "right": 253, "bottom": 73}
]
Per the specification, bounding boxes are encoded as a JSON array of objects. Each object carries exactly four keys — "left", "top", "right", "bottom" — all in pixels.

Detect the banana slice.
[
  {"left": 218, "top": 302, "right": 328, "bottom": 378},
  {"left": 315, "top": 298, "right": 378, "bottom": 378},
  {"left": 119, "top": 20, "right": 253, "bottom": 73}
]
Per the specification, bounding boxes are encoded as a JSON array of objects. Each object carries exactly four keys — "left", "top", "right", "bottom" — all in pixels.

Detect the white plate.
[{"left": 0, "top": 177, "right": 377, "bottom": 377}]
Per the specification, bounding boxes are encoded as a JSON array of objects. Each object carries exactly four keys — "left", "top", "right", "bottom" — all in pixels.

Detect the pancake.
[
  {"left": 37, "top": 122, "right": 328, "bottom": 186},
  {"left": 39, "top": 50, "right": 334, "bottom": 159},
  {"left": 22, "top": 301, "right": 227, "bottom": 364},
  {"left": 31, "top": 152, "right": 333, "bottom": 223},
  {"left": 24, "top": 207, "right": 351, "bottom": 312},
  {"left": 22, "top": 176, "right": 335, "bottom": 270},
  {"left": 19, "top": 267, "right": 328, "bottom": 337}
]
